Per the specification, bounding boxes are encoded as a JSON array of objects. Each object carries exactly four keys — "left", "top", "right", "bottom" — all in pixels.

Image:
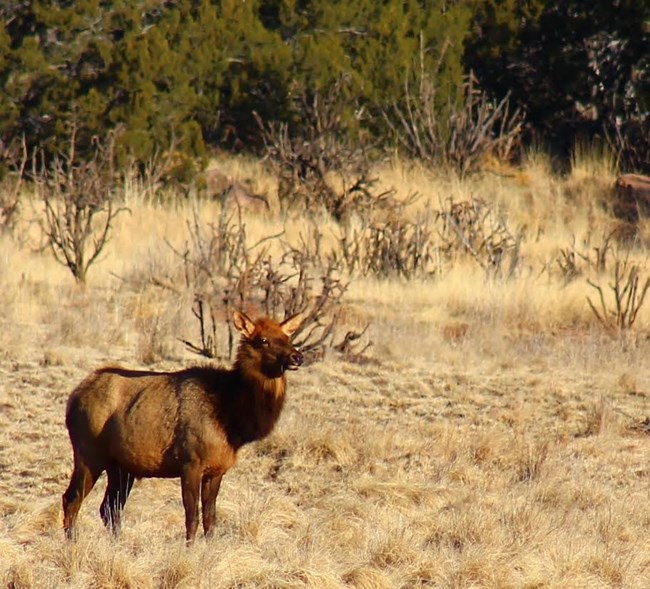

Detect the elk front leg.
[
  {"left": 201, "top": 473, "right": 223, "bottom": 537},
  {"left": 181, "top": 466, "right": 202, "bottom": 543}
]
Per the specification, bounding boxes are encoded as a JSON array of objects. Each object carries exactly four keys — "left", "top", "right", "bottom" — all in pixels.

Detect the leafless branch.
[
  {"left": 383, "top": 37, "right": 523, "bottom": 176},
  {"left": 586, "top": 256, "right": 650, "bottom": 332},
  {"left": 31, "top": 124, "right": 127, "bottom": 284},
  {"left": 175, "top": 205, "right": 353, "bottom": 361},
  {"left": 436, "top": 198, "right": 522, "bottom": 279}
]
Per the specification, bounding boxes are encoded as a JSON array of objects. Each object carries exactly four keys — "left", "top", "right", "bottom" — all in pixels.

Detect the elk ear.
[
  {"left": 232, "top": 311, "right": 256, "bottom": 338},
  {"left": 280, "top": 313, "right": 303, "bottom": 337}
]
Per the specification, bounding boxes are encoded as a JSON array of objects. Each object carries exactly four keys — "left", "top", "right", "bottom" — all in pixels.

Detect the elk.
[{"left": 62, "top": 311, "right": 304, "bottom": 543}]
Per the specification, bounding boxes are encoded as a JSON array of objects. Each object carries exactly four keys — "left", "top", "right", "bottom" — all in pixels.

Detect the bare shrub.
[
  {"left": 332, "top": 205, "right": 438, "bottom": 279},
  {"left": 558, "top": 234, "right": 650, "bottom": 332},
  {"left": 31, "top": 127, "right": 127, "bottom": 284},
  {"left": 436, "top": 198, "right": 522, "bottom": 279},
  {"left": 179, "top": 206, "right": 254, "bottom": 299},
  {"left": 170, "top": 206, "right": 262, "bottom": 359},
  {"left": 556, "top": 248, "right": 582, "bottom": 285},
  {"left": 132, "top": 147, "right": 178, "bottom": 202},
  {"left": 180, "top": 298, "right": 219, "bottom": 359},
  {"left": 118, "top": 135, "right": 200, "bottom": 203},
  {"left": 557, "top": 231, "right": 615, "bottom": 284},
  {"left": 174, "top": 207, "right": 355, "bottom": 362},
  {"left": 292, "top": 195, "right": 521, "bottom": 283},
  {"left": 384, "top": 38, "right": 524, "bottom": 176},
  {"left": 258, "top": 253, "right": 348, "bottom": 356},
  {"left": 256, "top": 77, "right": 395, "bottom": 221},
  {"left": 586, "top": 253, "right": 650, "bottom": 332}
]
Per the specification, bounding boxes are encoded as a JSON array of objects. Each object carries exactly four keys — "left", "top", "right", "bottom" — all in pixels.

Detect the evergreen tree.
[
  {"left": 263, "top": 0, "right": 472, "bottom": 141},
  {"left": 214, "top": 0, "right": 293, "bottom": 148},
  {"left": 1, "top": 1, "right": 207, "bottom": 163},
  {"left": 104, "top": 2, "right": 203, "bottom": 161},
  {"left": 1, "top": 0, "right": 476, "bottom": 164}
]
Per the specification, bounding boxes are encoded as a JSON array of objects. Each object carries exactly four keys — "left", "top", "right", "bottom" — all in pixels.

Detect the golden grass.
[{"left": 1, "top": 154, "right": 649, "bottom": 588}]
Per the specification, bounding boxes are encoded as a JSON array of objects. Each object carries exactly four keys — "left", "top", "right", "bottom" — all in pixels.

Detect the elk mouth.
[
  {"left": 285, "top": 352, "right": 304, "bottom": 371},
  {"left": 274, "top": 360, "right": 300, "bottom": 376}
]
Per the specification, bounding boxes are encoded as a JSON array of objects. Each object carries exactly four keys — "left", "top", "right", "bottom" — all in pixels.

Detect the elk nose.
[{"left": 289, "top": 351, "right": 304, "bottom": 367}]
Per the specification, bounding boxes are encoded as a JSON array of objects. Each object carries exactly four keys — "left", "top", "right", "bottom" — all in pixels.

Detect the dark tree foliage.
[
  {"left": 1, "top": 1, "right": 647, "bottom": 171},
  {"left": 257, "top": 0, "right": 472, "bottom": 146},
  {"left": 0, "top": 0, "right": 471, "bottom": 165},
  {"left": 465, "top": 0, "right": 650, "bottom": 171},
  {"left": 1, "top": 1, "right": 208, "bottom": 163}
]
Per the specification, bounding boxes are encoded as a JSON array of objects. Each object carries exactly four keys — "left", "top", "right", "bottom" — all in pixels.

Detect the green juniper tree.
[{"left": 1, "top": 1, "right": 476, "bottom": 166}]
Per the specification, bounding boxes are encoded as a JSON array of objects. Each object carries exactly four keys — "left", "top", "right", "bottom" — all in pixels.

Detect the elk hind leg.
[
  {"left": 100, "top": 464, "right": 135, "bottom": 534},
  {"left": 62, "top": 454, "right": 102, "bottom": 540}
]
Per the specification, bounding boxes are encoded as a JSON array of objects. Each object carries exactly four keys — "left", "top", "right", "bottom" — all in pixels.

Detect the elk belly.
[{"left": 104, "top": 413, "right": 177, "bottom": 476}]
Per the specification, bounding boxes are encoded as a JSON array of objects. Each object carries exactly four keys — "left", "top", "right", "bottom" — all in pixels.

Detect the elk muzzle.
[{"left": 286, "top": 350, "right": 304, "bottom": 371}]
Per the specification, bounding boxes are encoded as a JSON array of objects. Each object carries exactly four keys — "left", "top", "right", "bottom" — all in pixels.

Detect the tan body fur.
[{"left": 62, "top": 312, "right": 303, "bottom": 542}]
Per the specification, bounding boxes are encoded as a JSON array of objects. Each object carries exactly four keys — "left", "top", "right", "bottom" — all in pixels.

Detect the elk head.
[{"left": 233, "top": 311, "right": 304, "bottom": 378}]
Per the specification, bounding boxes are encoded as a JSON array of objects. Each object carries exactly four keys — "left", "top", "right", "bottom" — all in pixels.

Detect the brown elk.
[{"left": 62, "top": 311, "right": 304, "bottom": 543}]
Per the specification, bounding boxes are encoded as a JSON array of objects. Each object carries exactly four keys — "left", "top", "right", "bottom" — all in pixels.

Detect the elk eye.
[{"left": 259, "top": 337, "right": 269, "bottom": 346}]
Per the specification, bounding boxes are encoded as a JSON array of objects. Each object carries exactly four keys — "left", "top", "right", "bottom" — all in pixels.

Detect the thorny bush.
[
  {"left": 331, "top": 205, "right": 438, "bottom": 279},
  {"left": 384, "top": 40, "right": 524, "bottom": 177},
  {"left": 256, "top": 77, "right": 399, "bottom": 222},
  {"left": 436, "top": 197, "right": 522, "bottom": 279},
  {"left": 586, "top": 252, "right": 650, "bottom": 333},
  {"left": 31, "top": 127, "right": 127, "bottom": 284},
  {"left": 174, "top": 206, "right": 365, "bottom": 362}
]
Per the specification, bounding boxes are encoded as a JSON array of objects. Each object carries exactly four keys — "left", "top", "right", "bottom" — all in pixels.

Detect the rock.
[{"left": 613, "top": 173, "right": 650, "bottom": 222}]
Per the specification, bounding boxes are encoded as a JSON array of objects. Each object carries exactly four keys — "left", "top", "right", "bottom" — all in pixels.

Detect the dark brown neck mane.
[{"left": 225, "top": 341, "right": 287, "bottom": 446}]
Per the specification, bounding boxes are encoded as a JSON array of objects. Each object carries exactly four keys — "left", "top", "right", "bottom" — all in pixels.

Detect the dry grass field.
[{"left": 1, "top": 152, "right": 649, "bottom": 588}]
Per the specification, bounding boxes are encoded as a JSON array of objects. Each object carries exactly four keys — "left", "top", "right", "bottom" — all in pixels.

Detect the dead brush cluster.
[
  {"left": 554, "top": 230, "right": 650, "bottom": 333},
  {"left": 169, "top": 206, "right": 353, "bottom": 362},
  {"left": 15, "top": 106, "right": 650, "bottom": 362},
  {"left": 256, "top": 74, "right": 525, "bottom": 283},
  {"left": 167, "top": 187, "right": 532, "bottom": 366}
]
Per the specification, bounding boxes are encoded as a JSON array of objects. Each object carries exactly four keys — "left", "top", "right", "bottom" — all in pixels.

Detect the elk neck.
[{"left": 228, "top": 344, "right": 287, "bottom": 445}]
